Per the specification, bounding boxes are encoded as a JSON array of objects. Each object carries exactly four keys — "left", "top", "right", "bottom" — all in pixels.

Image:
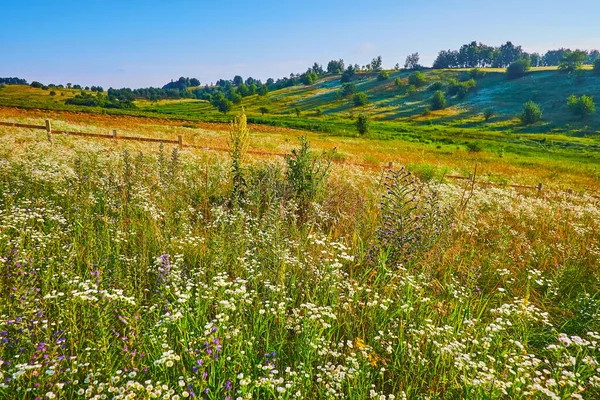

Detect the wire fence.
[{"left": 1, "top": 119, "right": 598, "bottom": 199}]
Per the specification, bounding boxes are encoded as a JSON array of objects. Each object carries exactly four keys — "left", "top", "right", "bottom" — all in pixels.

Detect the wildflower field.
[{"left": 1, "top": 114, "right": 600, "bottom": 400}]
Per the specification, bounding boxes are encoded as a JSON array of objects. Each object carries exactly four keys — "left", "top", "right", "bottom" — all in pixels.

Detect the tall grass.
[{"left": 0, "top": 127, "right": 599, "bottom": 399}]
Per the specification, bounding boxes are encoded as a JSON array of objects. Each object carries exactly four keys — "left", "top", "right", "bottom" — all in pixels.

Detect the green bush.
[
  {"left": 49, "top": 91, "right": 57, "bottom": 96},
  {"left": 469, "top": 68, "right": 487, "bottom": 79},
  {"left": 520, "top": 101, "right": 542, "bottom": 125},
  {"left": 428, "top": 81, "right": 444, "bottom": 92},
  {"left": 506, "top": 58, "right": 531, "bottom": 79},
  {"left": 259, "top": 106, "right": 269, "bottom": 115},
  {"left": 394, "top": 77, "right": 404, "bottom": 87},
  {"left": 406, "top": 85, "right": 417, "bottom": 96},
  {"left": 340, "top": 83, "right": 356, "bottom": 97},
  {"left": 353, "top": 92, "right": 368, "bottom": 106},
  {"left": 567, "top": 95, "right": 596, "bottom": 119},
  {"left": 466, "top": 141, "right": 483, "bottom": 152},
  {"left": 377, "top": 71, "right": 390, "bottom": 81},
  {"left": 430, "top": 90, "right": 446, "bottom": 110},
  {"left": 30, "top": 81, "right": 43, "bottom": 89},
  {"left": 408, "top": 71, "right": 426, "bottom": 87},
  {"left": 447, "top": 78, "right": 476, "bottom": 99},
  {"left": 356, "top": 113, "right": 370, "bottom": 135}
]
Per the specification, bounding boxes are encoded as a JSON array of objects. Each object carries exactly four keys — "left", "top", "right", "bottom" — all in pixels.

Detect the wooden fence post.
[
  {"left": 112, "top": 129, "right": 117, "bottom": 140},
  {"left": 45, "top": 119, "right": 52, "bottom": 143},
  {"left": 537, "top": 183, "right": 543, "bottom": 195},
  {"left": 178, "top": 135, "right": 183, "bottom": 149}
]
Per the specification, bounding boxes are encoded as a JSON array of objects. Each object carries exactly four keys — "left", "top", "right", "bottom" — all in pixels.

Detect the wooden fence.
[{"left": 1, "top": 119, "right": 598, "bottom": 199}]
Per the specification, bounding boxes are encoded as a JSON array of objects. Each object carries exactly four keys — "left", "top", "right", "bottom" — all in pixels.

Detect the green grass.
[{"left": 1, "top": 128, "right": 599, "bottom": 399}]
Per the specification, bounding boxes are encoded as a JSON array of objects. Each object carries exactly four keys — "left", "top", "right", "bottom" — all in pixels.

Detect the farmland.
[{"left": 0, "top": 106, "right": 600, "bottom": 398}]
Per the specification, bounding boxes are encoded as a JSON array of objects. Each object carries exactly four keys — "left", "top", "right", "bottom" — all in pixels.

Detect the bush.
[
  {"left": 259, "top": 106, "right": 269, "bottom": 115},
  {"left": 340, "top": 83, "right": 356, "bottom": 97},
  {"left": 469, "top": 68, "right": 487, "bottom": 79},
  {"left": 447, "top": 78, "right": 476, "bottom": 99},
  {"left": 406, "top": 85, "right": 417, "bottom": 96},
  {"left": 353, "top": 92, "right": 368, "bottom": 107},
  {"left": 506, "top": 58, "right": 531, "bottom": 79},
  {"left": 520, "top": 101, "right": 542, "bottom": 125},
  {"left": 49, "top": 91, "right": 56, "bottom": 96},
  {"left": 394, "top": 77, "right": 404, "bottom": 87},
  {"left": 377, "top": 71, "right": 389, "bottom": 81},
  {"left": 593, "top": 59, "right": 600, "bottom": 75},
  {"left": 483, "top": 108, "right": 495, "bottom": 121},
  {"left": 30, "top": 81, "right": 43, "bottom": 89},
  {"left": 408, "top": 71, "right": 426, "bottom": 87},
  {"left": 356, "top": 113, "right": 370, "bottom": 135},
  {"left": 428, "top": 81, "right": 444, "bottom": 92},
  {"left": 567, "top": 95, "right": 596, "bottom": 119},
  {"left": 466, "top": 141, "right": 483, "bottom": 153},
  {"left": 295, "top": 107, "right": 301, "bottom": 117},
  {"left": 430, "top": 90, "right": 446, "bottom": 110}
]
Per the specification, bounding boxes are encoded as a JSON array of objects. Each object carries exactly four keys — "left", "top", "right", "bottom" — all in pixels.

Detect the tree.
[
  {"left": 30, "top": 81, "right": 43, "bottom": 89},
  {"left": 404, "top": 52, "right": 420, "bottom": 69},
  {"left": 506, "top": 58, "right": 530, "bottom": 79},
  {"left": 327, "top": 59, "right": 345, "bottom": 74},
  {"left": 594, "top": 59, "right": 600, "bottom": 75},
  {"left": 520, "top": 101, "right": 542, "bottom": 125},
  {"left": 430, "top": 90, "right": 446, "bottom": 110},
  {"left": 567, "top": 95, "right": 596, "bottom": 119},
  {"left": 370, "top": 56, "right": 383, "bottom": 72},
  {"left": 259, "top": 106, "right": 269, "bottom": 115},
  {"left": 408, "top": 72, "right": 426, "bottom": 87},
  {"left": 559, "top": 50, "right": 588, "bottom": 72},
  {"left": 340, "top": 83, "right": 356, "bottom": 97},
  {"left": 483, "top": 108, "right": 495, "bottom": 121},
  {"left": 356, "top": 113, "right": 370, "bottom": 135},
  {"left": 353, "top": 92, "right": 368, "bottom": 106},
  {"left": 233, "top": 75, "right": 244, "bottom": 86},
  {"left": 257, "top": 84, "right": 268, "bottom": 96},
  {"left": 341, "top": 65, "right": 356, "bottom": 83},
  {"left": 310, "top": 62, "right": 324, "bottom": 75}
]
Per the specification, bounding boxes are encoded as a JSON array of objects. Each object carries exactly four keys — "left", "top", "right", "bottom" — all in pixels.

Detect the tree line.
[{"left": 433, "top": 41, "right": 600, "bottom": 69}]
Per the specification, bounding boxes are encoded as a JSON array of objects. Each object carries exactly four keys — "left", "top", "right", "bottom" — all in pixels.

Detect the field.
[{"left": 1, "top": 108, "right": 600, "bottom": 399}]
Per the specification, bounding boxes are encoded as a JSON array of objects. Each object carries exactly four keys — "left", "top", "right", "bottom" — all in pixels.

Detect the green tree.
[
  {"left": 567, "top": 95, "right": 596, "bottom": 119},
  {"left": 370, "top": 56, "right": 383, "bottom": 72},
  {"left": 520, "top": 101, "right": 542, "bottom": 125},
  {"left": 259, "top": 106, "right": 269, "bottom": 115},
  {"left": 408, "top": 72, "right": 426, "bottom": 87},
  {"left": 483, "top": 108, "right": 495, "bottom": 121},
  {"left": 558, "top": 50, "right": 587, "bottom": 72},
  {"left": 356, "top": 113, "right": 370, "bottom": 135},
  {"left": 353, "top": 92, "right": 368, "bottom": 106},
  {"left": 340, "top": 83, "right": 357, "bottom": 97},
  {"left": 30, "top": 81, "right": 43, "bottom": 89},
  {"left": 430, "top": 90, "right": 446, "bottom": 110},
  {"left": 217, "top": 98, "right": 232, "bottom": 114},
  {"left": 404, "top": 52, "right": 420, "bottom": 69},
  {"left": 506, "top": 58, "right": 530, "bottom": 79}
]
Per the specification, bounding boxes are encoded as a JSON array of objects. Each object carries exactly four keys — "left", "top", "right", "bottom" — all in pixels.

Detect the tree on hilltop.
[{"left": 404, "top": 52, "right": 420, "bottom": 69}]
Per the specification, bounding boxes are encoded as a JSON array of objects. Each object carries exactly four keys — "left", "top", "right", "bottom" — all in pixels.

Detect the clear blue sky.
[{"left": 1, "top": 0, "right": 598, "bottom": 89}]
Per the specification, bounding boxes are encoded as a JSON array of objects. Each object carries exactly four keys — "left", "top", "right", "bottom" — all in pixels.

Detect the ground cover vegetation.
[{"left": 1, "top": 111, "right": 600, "bottom": 399}]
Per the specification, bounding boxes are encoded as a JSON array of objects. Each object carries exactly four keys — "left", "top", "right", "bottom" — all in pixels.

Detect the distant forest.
[{"left": 2, "top": 41, "right": 599, "bottom": 111}]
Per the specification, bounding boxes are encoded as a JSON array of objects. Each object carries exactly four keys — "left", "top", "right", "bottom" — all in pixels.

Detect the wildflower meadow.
[{"left": 1, "top": 114, "right": 600, "bottom": 399}]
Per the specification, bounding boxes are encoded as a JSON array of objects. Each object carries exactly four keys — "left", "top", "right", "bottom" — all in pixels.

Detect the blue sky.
[{"left": 1, "top": 0, "right": 598, "bottom": 88}]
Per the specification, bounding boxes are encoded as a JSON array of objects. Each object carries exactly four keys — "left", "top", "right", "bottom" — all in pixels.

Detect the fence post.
[
  {"left": 112, "top": 129, "right": 117, "bottom": 140},
  {"left": 537, "top": 183, "right": 543, "bottom": 195},
  {"left": 45, "top": 119, "right": 52, "bottom": 143},
  {"left": 178, "top": 135, "right": 183, "bottom": 149}
]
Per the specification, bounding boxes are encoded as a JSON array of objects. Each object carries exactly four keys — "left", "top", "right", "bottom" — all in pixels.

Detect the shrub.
[
  {"left": 394, "top": 77, "right": 404, "bottom": 87},
  {"left": 406, "top": 85, "right": 417, "bottom": 96},
  {"left": 314, "top": 107, "right": 322, "bottom": 117},
  {"left": 558, "top": 50, "right": 587, "bottom": 73},
  {"left": 295, "top": 107, "right": 301, "bottom": 117},
  {"left": 469, "top": 68, "right": 487, "bottom": 79},
  {"left": 49, "top": 91, "right": 57, "bottom": 96},
  {"left": 284, "top": 136, "right": 332, "bottom": 219},
  {"left": 567, "top": 95, "right": 596, "bottom": 119},
  {"left": 430, "top": 90, "right": 446, "bottom": 110},
  {"left": 259, "top": 106, "right": 269, "bottom": 115},
  {"left": 506, "top": 58, "right": 531, "bottom": 79},
  {"left": 447, "top": 78, "right": 476, "bottom": 99},
  {"left": 408, "top": 71, "right": 426, "bottom": 87},
  {"left": 377, "top": 71, "right": 389, "bottom": 81},
  {"left": 428, "top": 81, "right": 444, "bottom": 92},
  {"left": 353, "top": 92, "right": 368, "bottom": 107},
  {"left": 30, "top": 81, "right": 43, "bottom": 89},
  {"left": 520, "top": 101, "right": 542, "bottom": 125},
  {"left": 356, "top": 113, "right": 370, "bottom": 135},
  {"left": 340, "top": 83, "right": 356, "bottom": 97},
  {"left": 466, "top": 141, "right": 483, "bottom": 153},
  {"left": 594, "top": 59, "right": 600, "bottom": 74},
  {"left": 483, "top": 108, "right": 495, "bottom": 121}
]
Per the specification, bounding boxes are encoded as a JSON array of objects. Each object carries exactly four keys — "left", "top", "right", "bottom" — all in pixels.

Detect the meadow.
[{"left": 1, "top": 110, "right": 600, "bottom": 399}]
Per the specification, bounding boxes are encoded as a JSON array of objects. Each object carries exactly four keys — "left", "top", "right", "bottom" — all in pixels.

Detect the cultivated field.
[{"left": 1, "top": 112, "right": 600, "bottom": 399}]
